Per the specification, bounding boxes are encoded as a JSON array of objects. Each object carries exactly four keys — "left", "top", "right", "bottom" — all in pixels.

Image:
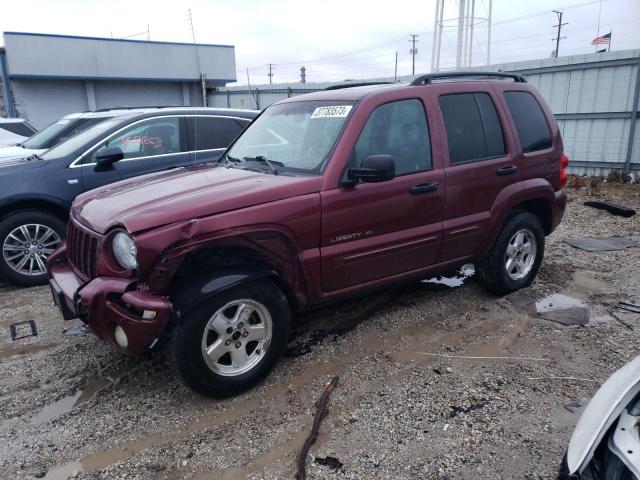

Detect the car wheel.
[
  {"left": 476, "top": 211, "right": 545, "bottom": 295},
  {"left": 172, "top": 279, "right": 291, "bottom": 398},
  {"left": 0, "top": 211, "right": 65, "bottom": 287}
]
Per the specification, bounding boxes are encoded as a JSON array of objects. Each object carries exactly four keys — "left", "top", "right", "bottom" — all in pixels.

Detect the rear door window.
[
  {"left": 354, "top": 98, "right": 432, "bottom": 175},
  {"left": 190, "top": 117, "right": 246, "bottom": 151},
  {"left": 439, "top": 92, "right": 506, "bottom": 165},
  {"left": 504, "top": 91, "right": 552, "bottom": 152}
]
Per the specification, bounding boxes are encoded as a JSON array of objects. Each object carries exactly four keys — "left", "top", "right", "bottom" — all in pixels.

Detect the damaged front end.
[{"left": 562, "top": 355, "right": 640, "bottom": 479}]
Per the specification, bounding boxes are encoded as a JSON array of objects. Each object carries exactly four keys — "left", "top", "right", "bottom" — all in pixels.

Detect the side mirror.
[
  {"left": 94, "top": 146, "right": 124, "bottom": 172},
  {"left": 347, "top": 154, "right": 396, "bottom": 184}
]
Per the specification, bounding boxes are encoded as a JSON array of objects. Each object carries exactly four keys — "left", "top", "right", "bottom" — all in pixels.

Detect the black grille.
[{"left": 66, "top": 219, "right": 99, "bottom": 279}]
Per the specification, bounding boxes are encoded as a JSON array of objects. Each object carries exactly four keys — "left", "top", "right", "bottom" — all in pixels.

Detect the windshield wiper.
[
  {"left": 219, "top": 153, "right": 242, "bottom": 168},
  {"left": 28, "top": 153, "right": 43, "bottom": 161},
  {"left": 243, "top": 155, "right": 283, "bottom": 175}
]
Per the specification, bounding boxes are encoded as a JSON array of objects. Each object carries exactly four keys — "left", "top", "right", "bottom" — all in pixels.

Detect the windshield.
[
  {"left": 22, "top": 117, "right": 107, "bottom": 149},
  {"left": 40, "top": 119, "right": 121, "bottom": 160},
  {"left": 226, "top": 100, "right": 355, "bottom": 174}
]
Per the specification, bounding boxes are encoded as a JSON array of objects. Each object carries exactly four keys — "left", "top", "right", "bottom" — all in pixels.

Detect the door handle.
[
  {"left": 410, "top": 181, "right": 439, "bottom": 194},
  {"left": 496, "top": 165, "right": 518, "bottom": 176}
]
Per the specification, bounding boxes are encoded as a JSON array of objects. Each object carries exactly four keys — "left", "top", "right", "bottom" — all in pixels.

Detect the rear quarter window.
[
  {"left": 504, "top": 91, "right": 552, "bottom": 152},
  {"left": 192, "top": 117, "right": 245, "bottom": 151}
]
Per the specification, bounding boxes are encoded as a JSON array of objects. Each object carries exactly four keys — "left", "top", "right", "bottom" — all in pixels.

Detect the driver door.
[
  {"left": 320, "top": 98, "right": 445, "bottom": 292},
  {"left": 79, "top": 116, "right": 189, "bottom": 191}
]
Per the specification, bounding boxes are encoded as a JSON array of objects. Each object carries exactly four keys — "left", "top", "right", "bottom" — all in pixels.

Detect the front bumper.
[{"left": 48, "top": 245, "right": 173, "bottom": 355}]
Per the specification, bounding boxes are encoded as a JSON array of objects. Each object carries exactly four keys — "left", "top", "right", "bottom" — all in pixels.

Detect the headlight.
[{"left": 112, "top": 232, "right": 138, "bottom": 270}]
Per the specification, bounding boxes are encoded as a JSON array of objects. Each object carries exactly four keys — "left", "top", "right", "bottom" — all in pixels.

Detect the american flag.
[{"left": 591, "top": 32, "right": 611, "bottom": 45}]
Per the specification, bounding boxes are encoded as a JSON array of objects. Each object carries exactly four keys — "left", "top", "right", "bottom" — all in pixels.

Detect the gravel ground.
[{"left": 0, "top": 181, "right": 639, "bottom": 480}]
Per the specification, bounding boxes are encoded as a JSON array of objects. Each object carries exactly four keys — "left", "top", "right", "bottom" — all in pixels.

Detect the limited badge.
[{"left": 310, "top": 105, "right": 352, "bottom": 119}]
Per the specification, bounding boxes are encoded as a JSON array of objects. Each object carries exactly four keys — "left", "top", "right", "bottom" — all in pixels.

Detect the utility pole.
[
  {"left": 300, "top": 66, "right": 306, "bottom": 84},
  {"left": 552, "top": 10, "right": 567, "bottom": 58},
  {"left": 267, "top": 63, "right": 274, "bottom": 84},
  {"left": 409, "top": 34, "right": 418, "bottom": 75},
  {"left": 394, "top": 52, "right": 398, "bottom": 83},
  {"left": 187, "top": 9, "right": 207, "bottom": 106}
]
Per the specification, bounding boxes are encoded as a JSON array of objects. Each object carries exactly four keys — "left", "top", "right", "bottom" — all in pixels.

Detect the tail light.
[{"left": 559, "top": 153, "right": 570, "bottom": 189}]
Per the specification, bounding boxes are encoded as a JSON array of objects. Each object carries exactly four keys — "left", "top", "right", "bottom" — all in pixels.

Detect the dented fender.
[{"left": 168, "top": 268, "right": 283, "bottom": 319}]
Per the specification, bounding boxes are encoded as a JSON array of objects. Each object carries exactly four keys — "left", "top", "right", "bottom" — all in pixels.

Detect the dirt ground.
[{"left": 1, "top": 181, "right": 639, "bottom": 480}]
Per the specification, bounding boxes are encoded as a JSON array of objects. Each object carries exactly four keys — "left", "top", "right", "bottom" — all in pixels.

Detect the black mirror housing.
[
  {"left": 94, "top": 146, "right": 124, "bottom": 172},
  {"left": 348, "top": 154, "right": 396, "bottom": 184}
]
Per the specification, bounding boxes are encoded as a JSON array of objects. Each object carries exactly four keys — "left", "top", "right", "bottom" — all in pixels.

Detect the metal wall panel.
[
  {"left": 11, "top": 79, "right": 88, "bottom": 128},
  {"left": 93, "top": 81, "right": 185, "bottom": 109},
  {"left": 3, "top": 32, "right": 236, "bottom": 83}
]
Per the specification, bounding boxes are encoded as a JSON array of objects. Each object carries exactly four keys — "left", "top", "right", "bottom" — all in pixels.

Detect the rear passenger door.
[
  {"left": 436, "top": 88, "right": 520, "bottom": 262},
  {"left": 187, "top": 116, "right": 250, "bottom": 164},
  {"left": 79, "top": 116, "right": 190, "bottom": 191}
]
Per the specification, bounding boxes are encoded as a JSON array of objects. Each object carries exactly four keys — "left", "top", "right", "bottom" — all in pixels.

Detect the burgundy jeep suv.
[{"left": 48, "top": 72, "right": 568, "bottom": 397}]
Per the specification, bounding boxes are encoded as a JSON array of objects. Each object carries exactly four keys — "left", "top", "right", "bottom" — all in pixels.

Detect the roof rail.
[
  {"left": 323, "top": 81, "right": 393, "bottom": 91},
  {"left": 409, "top": 71, "right": 527, "bottom": 86},
  {"left": 92, "top": 105, "right": 180, "bottom": 112}
]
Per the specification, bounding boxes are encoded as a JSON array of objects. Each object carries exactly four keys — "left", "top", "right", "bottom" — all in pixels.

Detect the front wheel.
[
  {"left": 0, "top": 211, "right": 65, "bottom": 287},
  {"left": 476, "top": 211, "right": 545, "bottom": 295},
  {"left": 172, "top": 279, "right": 291, "bottom": 398}
]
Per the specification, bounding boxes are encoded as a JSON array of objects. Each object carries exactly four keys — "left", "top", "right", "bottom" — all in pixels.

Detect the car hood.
[
  {"left": 0, "top": 146, "right": 46, "bottom": 161},
  {"left": 567, "top": 354, "right": 640, "bottom": 474},
  {"left": 73, "top": 165, "right": 324, "bottom": 234}
]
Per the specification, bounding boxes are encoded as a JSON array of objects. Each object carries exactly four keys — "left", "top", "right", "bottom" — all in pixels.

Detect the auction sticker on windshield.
[{"left": 310, "top": 105, "right": 353, "bottom": 119}]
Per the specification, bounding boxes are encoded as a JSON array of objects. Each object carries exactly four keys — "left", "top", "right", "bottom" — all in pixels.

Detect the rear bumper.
[
  {"left": 47, "top": 245, "right": 173, "bottom": 355},
  {"left": 551, "top": 190, "right": 568, "bottom": 232}
]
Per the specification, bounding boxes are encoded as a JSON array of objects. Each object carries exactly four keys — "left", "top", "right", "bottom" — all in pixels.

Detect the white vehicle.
[
  {"left": 0, "top": 118, "right": 36, "bottom": 146},
  {"left": 561, "top": 355, "right": 640, "bottom": 479},
  {"left": 0, "top": 108, "right": 150, "bottom": 162}
]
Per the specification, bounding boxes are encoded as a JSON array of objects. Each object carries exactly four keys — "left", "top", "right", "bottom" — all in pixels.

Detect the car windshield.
[
  {"left": 40, "top": 119, "right": 121, "bottom": 160},
  {"left": 22, "top": 117, "right": 107, "bottom": 149},
  {"left": 225, "top": 100, "right": 355, "bottom": 174}
]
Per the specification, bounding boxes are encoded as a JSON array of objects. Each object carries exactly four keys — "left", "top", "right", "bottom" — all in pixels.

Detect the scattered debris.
[
  {"left": 564, "top": 236, "right": 639, "bottom": 252},
  {"left": 563, "top": 400, "right": 582, "bottom": 413},
  {"left": 538, "top": 307, "right": 589, "bottom": 326},
  {"left": 608, "top": 310, "right": 634, "bottom": 330},
  {"left": 314, "top": 456, "right": 343, "bottom": 470},
  {"left": 296, "top": 376, "right": 339, "bottom": 480},
  {"left": 583, "top": 200, "right": 636, "bottom": 218},
  {"left": 616, "top": 301, "right": 640, "bottom": 314},
  {"left": 9, "top": 320, "right": 38, "bottom": 341},
  {"left": 62, "top": 325, "right": 92, "bottom": 337},
  {"left": 417, "top": 352, "right": 548, "bottom": 361},
  {"left": 450, "top": 399, "right": 490, "bottom": 417},
  {"left": 526, "top": 376, "right": 599, "bottom": 383}
]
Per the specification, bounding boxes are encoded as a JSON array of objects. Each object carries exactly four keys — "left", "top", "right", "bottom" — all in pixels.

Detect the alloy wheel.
[
  {"left": 200, "top": 299, "right": 273, "bottom": 376},
  {"left": 505, "top": 228, "right": 537, "bottom": 281},
  {"left": 2, "top": 224, "right": 61, "bottom": 276}
]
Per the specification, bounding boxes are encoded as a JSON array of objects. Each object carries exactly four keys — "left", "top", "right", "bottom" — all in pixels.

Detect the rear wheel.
[
  {"left": 0, "top": 211, "right": 64, "bottom": 287},
  {"left": 476, "top": 211, "right": 545, "bottom": 295},
  {"left": 172, "top": 279, "right": 290, "bottom": 398}
]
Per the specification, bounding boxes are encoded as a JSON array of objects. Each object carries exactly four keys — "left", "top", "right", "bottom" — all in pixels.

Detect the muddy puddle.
[{"left": 421, "top": 264, "right": 475, "bottom": 288}]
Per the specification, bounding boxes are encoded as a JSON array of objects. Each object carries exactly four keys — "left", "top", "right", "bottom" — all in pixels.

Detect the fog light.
[
  {"left": 142, "top": 310, "right": 157, "bottom": 319},
  {"left": 114, "top": 325, "right": 128, "bottom": 349}
]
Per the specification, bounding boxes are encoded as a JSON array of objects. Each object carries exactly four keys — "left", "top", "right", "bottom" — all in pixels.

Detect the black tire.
[
  {"left": 0, "top": 210, "right": 65, "bottom": 287},
  {"left": 476, "top": 211, "right": 545, "bottom": 295},
  {"left": 172, "top": 279, "right": 290, "bottom": 398}
]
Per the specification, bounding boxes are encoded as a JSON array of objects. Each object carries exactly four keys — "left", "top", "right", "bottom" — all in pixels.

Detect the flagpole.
[
  {"left": 595, "top": 0, "right": 602, "bottom": 52},
  {"left": 608, "top": 30, "right": 612, "bottom": 52}
]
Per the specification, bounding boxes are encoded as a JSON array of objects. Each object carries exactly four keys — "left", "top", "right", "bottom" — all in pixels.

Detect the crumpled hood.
[
  {"left": 0, "top": 146, "right": 46, "bottom": 161},
  {"left": 73, "top": 164, "right": 323, "bottom": 234}
]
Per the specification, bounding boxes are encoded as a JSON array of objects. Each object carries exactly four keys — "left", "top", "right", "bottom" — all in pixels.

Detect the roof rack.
[
  {"left": 323, "top": 81, "right": 393, "bottom": 91},
  {"left": 92, "top": 105, "right": 180, "bottom": 112},
  {"left": 409, "top": 71, "right": 527, "bottom": 86}
]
